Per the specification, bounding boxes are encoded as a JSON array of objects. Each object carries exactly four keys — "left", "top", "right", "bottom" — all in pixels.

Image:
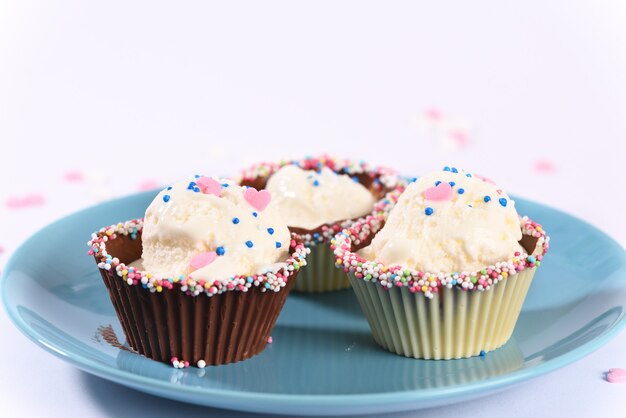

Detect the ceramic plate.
[{"left": 2, "top": 192, "right": 626, "bottom": 416}]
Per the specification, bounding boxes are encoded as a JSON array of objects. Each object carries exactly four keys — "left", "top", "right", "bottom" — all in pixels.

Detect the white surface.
[{"left": 1, "top": 1, "right": 626, "bottom": 417}]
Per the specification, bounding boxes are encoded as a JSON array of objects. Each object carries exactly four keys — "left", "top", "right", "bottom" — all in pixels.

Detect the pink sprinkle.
[
  {"left": 196, "top": 177, "right": 222, "bottom": 197},
  {"left": 63, "top": 170, "right": 84, "bottom": 182},
  {"left": 6, "top": 194, "right": 46, "bottom": 209},
  {"left": 424, "top": 182, "right": 453, "bottom": 201},
  {"left": 534, "top": 159, "right": 556, "bottom": 174},
  {"left": 244, "top": 187, "right": 272, "bottom": 212},
  {"left": 607, "top": 368, "right": 626, "bottom": 383},
  {"left": 450, "top": 130, "right": 470, "bottom": 148},
  {"left": 267, "top": 336, "right": 273, "bottom": 344},
  {"left": 424, "top": 108, "right": 443, "bottom": 121},
  {"left": 0, "top": 246, "right": 4, "bottom": 254},
  {"left": 189, "top": 251, "right": 218, "bottom": 269},
  {"left": 137, "top": 179, "right": 161, "bottom": 191}
]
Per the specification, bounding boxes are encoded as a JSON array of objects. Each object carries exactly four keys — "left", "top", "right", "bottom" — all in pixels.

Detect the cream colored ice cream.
[
  {"left": 359, "top": 168, "right": 524, "bottom": 273},
  {"left": 140, "top": 176, "right": 291, "bottom": 281},
  {"left": 265, "top": 165, "right": 375, "bottom": 230}
]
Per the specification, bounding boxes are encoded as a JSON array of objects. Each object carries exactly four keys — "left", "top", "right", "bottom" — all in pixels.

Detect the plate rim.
[{"left": 2, "top": 192, "right": 626, "bottom": 415}]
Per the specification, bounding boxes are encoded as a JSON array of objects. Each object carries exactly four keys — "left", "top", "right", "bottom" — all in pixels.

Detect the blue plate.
[{"left": 2, "top": 192, "right": 626, "bottom": 416}]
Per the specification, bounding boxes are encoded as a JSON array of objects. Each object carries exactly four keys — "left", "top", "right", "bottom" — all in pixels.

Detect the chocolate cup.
[{"left": 96, "top": 233, "right": 300, "bottom": 366}]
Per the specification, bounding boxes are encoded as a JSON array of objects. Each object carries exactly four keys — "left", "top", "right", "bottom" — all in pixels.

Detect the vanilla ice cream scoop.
[
  {"left": 265, "top": 165, "right": 376, "bottom": 230},
  {"left": 140, "top": 176, "right": 291, "bottom": 281},
  {"left": 359, "top": 167, "right": 525, "bottom": 273}
]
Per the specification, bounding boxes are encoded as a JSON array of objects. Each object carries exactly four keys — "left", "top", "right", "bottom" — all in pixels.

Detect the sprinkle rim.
[
  {"left": 331, "top": 189, "right": 550, "bottom": 299},
  {"left": 88, "top": 219, "right": 309, "bottom": 297}
]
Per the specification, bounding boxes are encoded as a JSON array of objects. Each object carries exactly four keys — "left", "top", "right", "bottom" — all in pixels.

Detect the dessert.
[
  {"left": 332, "top": 166, "right": 549, "bottom": 359},
  {"left": 239, "top": 155, "right": 400, "bottom": 292},
  {"left": 88, "top": 176, "right": 309, "bottom": 367}
]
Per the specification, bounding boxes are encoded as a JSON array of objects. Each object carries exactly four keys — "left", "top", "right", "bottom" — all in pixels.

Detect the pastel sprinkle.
[
  {"left": 245, "top": 240, "right": 254, "bottom": 248},
  {"left": 189, "top": 251, "right": 217, "bottom": 269},
  {"left": 425, "top": 207, "right": 434, "bottom": 216},
  {"left": 267, "top": 336, "right": 273, "bottom": 344},
  {"left": 244, "top": 187, "right": 272, "bottom": 212},
  {"left": 196, "top": 176, "right": 222, "bottom": 196},
  {"left": 197, "top": 360, "right": 207, "bottom": 369},
  {"left": 424, "top": 182, "right": 453, "bottom": 201},
  {"left": 607, "top": 368, "right": 626, "bottom": 383},
  {"left": 499, "top": 198, "right": 508, "bottom": 207}
]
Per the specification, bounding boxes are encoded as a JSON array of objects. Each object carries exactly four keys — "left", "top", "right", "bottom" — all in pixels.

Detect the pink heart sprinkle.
[
  {"left": 196, "top": 177, "right": 222, "bottom": 197},
  {"left": 189, "top": 251, "right": 218, "bottom": 270},
  {"left": 244, "top": 187, "right": 271, "bottom": 212},
  {"left": 607, "top": 368, "right": 626, "bottom": 383},
  {"left": 474, "top": 174, "right": 496, "bottom": 185},
  {"left": 424, "top": 182, "right": 453, "bottom": 201},
  {"left": 6, "top": 194, "right": 46, "bottom": 209},
  {"left": 63, "top": 170, "right": 84, "bottom": 182}
]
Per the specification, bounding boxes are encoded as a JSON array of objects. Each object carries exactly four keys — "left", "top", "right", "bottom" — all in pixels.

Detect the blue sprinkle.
[
  {"left": 480, "top": 350, "right": 486, "bottom": 357},
  {"left": 265, "top": 283, "right": 271, "bottom": 289},
  {"left": 443, "top": 166, "right": 451, "bottom": 171},
  {"left": 252, "top": 211, "right": 258, "bottom": 217},
  {"left": 163, "top": 195, "right": 170, "bottom": 202},
  {"left": 458, "top": 188, "right": 465, "bottom": 194},
  {"left": 194, "top": 174, "right": 201, "bottom": 178},
  {"left": 484, "top": 196, "right": 491, "bottom": 203},
  {"left": 435, "top": 180, "right": 442, "bottom": 186},
  {"left": 451, "top": 167, "right": 458, "bottom": 173},
  {"left": 245, "top": 240, "right": 254, "bottom": 248},
  {"left": 410, "top": 177, "right": 417, "bottom": 183},
  {"left": 449, "top": 181, "right": 455, "bottom": 187},
  {"left": 232, "top": 217, "right": 240, "bottom": 224},
  {"left": 466, "top": 173, "right": 473, "bottom": 177},
  {"left": 451, "top": 279, "right": 457, "bottom": 285},
  {"left": 267, "top": 227, "right": 274, "bottom": 235},
  {"left": 275, "top": 241, "right": 282, "bottom": 248},
  {"left": 313, "top": 232, "right": 320, "bottom": 239},
  {"left": 352, "top": 176, "right": 359, "bottom": 183},
  {"left": 247, "top": 277, "right": 253, "bottom": 283},
  {"left": 499, "top": 198, "right": 508, "bottom": 207},
  {"left": 168, "top": 278, "right": 174, "bottom": 283},
  {"left": 193, "top": 187, "right": 200, "bottom": 192},
  {"left": 528, "top": 255, "right": 537, "bottom": 264},
  {"left": 167, "top": 186, "right": 172, "bottom": 190},
  {"left": 130, "top": 233, "right": 137, "bottom": 240},
  {"left": 468, "top": 204, "right": 473, "bottom": 208},
  {"left": 216, "top": 246, "right": 225, "bottom": 256},
  {"left": 222, "top": 183, "right": 229, "bottom": 187},
  {"left": 425, "top": 207, "right": 434, "bottom": 216},
  {"left": 313, "top": 180, "right": 320, "bottom": 187}
]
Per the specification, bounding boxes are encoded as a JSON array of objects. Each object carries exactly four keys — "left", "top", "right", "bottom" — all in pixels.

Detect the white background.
[{"left": 1, "top": 1, "right": 626, "bottom": 417}]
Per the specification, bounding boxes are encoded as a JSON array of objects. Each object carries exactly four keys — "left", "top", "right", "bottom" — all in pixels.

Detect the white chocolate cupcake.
[{"left": 332, "top": 166, "right": 549, "bottom": 359}]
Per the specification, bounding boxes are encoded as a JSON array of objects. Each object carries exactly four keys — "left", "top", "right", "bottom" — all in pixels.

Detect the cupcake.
[
  {"left": 239, "top": 155, "right": 400, "bottom": 292},
  {"left": 88, "top": 176, "right": 309, "bottom": 367},
  {"left": 332, "top": 166, "right": 549, "bottom": 359}
]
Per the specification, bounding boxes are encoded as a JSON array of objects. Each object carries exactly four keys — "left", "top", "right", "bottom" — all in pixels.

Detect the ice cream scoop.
[
  {"left": 140, "top": 176, "right": 291, "bottom": 281},
  {"left": 265, "top": 165, "right": 375, "bottom": 230},
  {"left": 359, "top": 167, "right": 525, "bottom": 273}
]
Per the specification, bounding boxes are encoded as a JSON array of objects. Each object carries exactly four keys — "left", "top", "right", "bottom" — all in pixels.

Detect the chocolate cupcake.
[
  {"left": 332, "top": 167, "right": 549, "bottom": 359},
  {"left": 239, "top": 155, "right": 400, "bottom": 292},
  {"left": 88, "top": 176, "right": 309, "bottom": 367}
]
